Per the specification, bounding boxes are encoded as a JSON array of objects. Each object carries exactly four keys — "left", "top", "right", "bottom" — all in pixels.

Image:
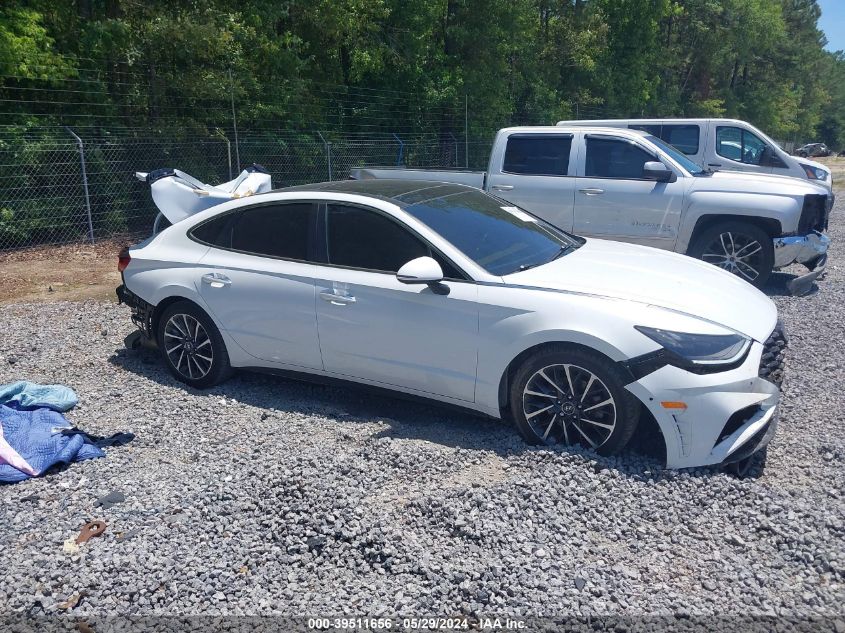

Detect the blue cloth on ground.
[
  {"left": 0, "top": 405, "right": 104, "bottom": 483},
  {"left": 0, "top": 381, "right": 78, "bottom": 412}
]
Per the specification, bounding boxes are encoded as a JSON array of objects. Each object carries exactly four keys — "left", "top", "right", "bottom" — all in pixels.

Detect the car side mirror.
[
  {"left": 642, "top": 161, "right": 677, "bottom": 183},
  {"left": 397, "top": 256, "right": 443, "bottom": 283}
]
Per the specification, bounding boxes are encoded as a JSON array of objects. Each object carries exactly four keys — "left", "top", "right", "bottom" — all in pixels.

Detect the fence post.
[
  {"left": 317, "top": 132, "right": 332, "bottom": 180},
  {"left": 448, "top": 133, "right": 458, "bottom": 167},
  {"left": 393, "top": 133, "right": 405, "bottom": 166},
  {"left": 65, "top": 127, "right": 94, "bottom": 244},
  {"left": 464, "top": 94, "right": 469, "bottom": 168},
  {"left": 228, "top": 68, "right": 241, "bottom": 172}
]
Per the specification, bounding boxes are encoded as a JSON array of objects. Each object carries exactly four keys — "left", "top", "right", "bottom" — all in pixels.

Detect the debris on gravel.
[{"left": 0, "top": 198, "right": 843, "bottom": 622}]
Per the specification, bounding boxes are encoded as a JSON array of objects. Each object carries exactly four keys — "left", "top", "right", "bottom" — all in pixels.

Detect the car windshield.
[
  {"left": 645, "top": 134, "right": 706, "bottom": 175},
  {"left": 405, "top": 189, "right": 582, "bottom": 276}
]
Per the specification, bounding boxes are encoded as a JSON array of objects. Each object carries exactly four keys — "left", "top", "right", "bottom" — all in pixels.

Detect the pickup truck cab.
[
  {"left": 351, "top": 126, "right": 831, "bottom": 289},
  {"left": 555, "top": 118, "right": 834, "bottom": 191}
]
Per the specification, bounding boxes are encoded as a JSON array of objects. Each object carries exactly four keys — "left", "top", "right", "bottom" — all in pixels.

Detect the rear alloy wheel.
[
  {"left": 157, "top": 301, "right": 232, "bottom": 389},
  {"left": 688, "top": 221, "right": 773, "bottom": 287},
  {"left": 510, "top": 347, "right": 640, "bottom": 456}
]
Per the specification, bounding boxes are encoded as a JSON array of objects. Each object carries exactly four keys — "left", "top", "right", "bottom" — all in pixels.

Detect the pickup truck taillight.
[{"left": 118, "top": 247, "right": 131, "bottom": 273}]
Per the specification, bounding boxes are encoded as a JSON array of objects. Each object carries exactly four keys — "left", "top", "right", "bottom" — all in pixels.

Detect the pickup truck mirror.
[{"left": 642, "top": 161, "right": 677, "bottom": 183}]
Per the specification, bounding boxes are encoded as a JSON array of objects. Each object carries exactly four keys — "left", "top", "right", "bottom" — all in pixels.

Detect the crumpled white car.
[{"left": 117, "top": 179, "right": 786, "bottom": 475}]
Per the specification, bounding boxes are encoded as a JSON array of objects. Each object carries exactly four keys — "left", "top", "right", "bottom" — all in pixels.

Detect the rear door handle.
[
  {"left": 201, "top": 273, "right": 231, "bottom": 287},
  {"left": 578, "top": 188, "right": 604, "bottom": 195},
  {"left": 319, "top": 291, "right": 356, "bottom": 305},
  {"left": 491, "top": 184, "right": 514, "bottom": 191}
]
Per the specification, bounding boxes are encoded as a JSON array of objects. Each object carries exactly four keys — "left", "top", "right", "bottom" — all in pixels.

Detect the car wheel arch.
[
  {"left": 496, "top": 340, "right": 627, "bottom": 414},
  {"left": 687, "top": 213, "right": 782, "bottom": 250}
]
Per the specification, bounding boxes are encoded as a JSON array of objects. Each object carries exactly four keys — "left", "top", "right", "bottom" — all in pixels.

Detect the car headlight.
[
  {"left": 801, "top": 163, "right": 829, "bottom": 181},
  {"left": 634, "top": 326, "right": 751, "bottom": 373}
]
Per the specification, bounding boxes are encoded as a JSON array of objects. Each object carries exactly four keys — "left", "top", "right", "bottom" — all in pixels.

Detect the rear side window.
[
  {"left": 584, "top": 137, "right": 655, "bottom": 179},
  {"left": 231, "top": 204, "right": 313, "bottom": 259},
  {"left": 191, "top": 203, "right": 314, "bottom": 260},
  {"left": 503, "top": 135, "right": 572, "bottom": 176},
  {"left": 660, "top": 124, "right": 699, "bottom": 154},
  {"left": 629, "top": 124, "right": 700, "bottom": 155}
]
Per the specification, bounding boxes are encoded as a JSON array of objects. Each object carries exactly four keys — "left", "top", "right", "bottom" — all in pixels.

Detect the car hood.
[
  {"left": 701, "top": 169, "right": 829, "bottom": 195},
  {"left": 503, "top": 238, "right": 777, "bottom": 342}
]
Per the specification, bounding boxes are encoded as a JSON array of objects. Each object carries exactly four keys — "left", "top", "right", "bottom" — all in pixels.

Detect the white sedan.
[{"left": 117, "top": 180, "right": 785, "bottom": 474}]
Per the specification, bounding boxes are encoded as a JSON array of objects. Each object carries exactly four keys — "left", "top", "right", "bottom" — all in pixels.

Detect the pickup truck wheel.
[
  {"left": 510, "top": 346, "right": 640, "bottom": 456},
  {"left": 688, "top": 221, "right": 773, "bottom": 287},
  {"left": 157, "top": 301, "right": 232, "bottom": 389}
]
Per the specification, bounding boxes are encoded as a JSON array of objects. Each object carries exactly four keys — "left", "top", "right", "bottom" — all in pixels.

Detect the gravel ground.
[{"left": 1, "top": 196, "right": 843, "bottom": 628}]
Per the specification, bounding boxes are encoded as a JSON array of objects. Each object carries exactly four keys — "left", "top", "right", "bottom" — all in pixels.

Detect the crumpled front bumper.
[
  {"left": 773, "top": 231, "right": 829, "bottom": 269},
  {"left": 624, "top": 340, "right": 781, "bottom": 470}
]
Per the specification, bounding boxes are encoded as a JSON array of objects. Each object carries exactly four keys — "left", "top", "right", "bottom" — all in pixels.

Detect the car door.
[
  {"left": 193, "top": 201, "right": 324, "bottom": 370},
  {"left": 484, "top": 133, "right": 576, "bottom": 231},
  {"left": 711, "top": 125, "right": 775, "bottom": 175},
  {"left": 314, "top": 202, "right": 479, "bottom": 402},
  {"left": 573, "top": 134, "right": 684, "bottom": 250}
]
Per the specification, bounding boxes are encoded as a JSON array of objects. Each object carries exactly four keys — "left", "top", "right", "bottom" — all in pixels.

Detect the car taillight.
[{"left": 118, "top": 248, "right": 131, "bottom": 273}]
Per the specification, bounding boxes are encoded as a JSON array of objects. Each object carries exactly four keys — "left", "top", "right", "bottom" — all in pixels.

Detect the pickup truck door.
[
  {"left": 485, "top": 133, "right": 576, "bottom": 232},
  {"left": 573, "top": 134, "right": 684, "bottom": 250},
  {"left": 710, "top": 124, "right": 776, "bottom": 175}
]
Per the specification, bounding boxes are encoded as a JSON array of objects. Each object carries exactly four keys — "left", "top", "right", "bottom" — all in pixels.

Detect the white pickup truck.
[{"left": 351, "top": 126, "right": 832, "bottom": 291}]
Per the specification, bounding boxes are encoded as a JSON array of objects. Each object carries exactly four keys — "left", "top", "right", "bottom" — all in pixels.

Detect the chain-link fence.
[{"left": 0, "top": 127, "right": 495, "bottom": 252}]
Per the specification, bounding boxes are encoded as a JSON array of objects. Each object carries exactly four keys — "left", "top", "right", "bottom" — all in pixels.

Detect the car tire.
[
  {"left": 509, "top": 345, "right": 641, "bottom": 456},
  {"left": 688, "top": 220, "right": 774, "bottom": 288},
  {"left": 156, "top": 300, "right": 232, "bottom": 389}
]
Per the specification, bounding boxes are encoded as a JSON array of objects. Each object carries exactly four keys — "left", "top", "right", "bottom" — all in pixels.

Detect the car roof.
[
  {"left": 278, "top": 179, "right": 477, "bottom": 206},
  {"left": 501, "top": 125, "right": 649, "bottom": 138}
]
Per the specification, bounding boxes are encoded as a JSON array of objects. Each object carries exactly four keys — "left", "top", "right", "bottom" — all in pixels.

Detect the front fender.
[{"left": 677, "top": 190, "right": 801, "bottom": 252}]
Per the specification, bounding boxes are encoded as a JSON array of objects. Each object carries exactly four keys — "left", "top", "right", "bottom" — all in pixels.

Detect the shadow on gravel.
[
  {"left": 108, "top": 346, "right": 522, "bottom": 454},
  {"left": 762, "top": 270, "right": 821, "bottom": 297},
  {"left": 109, "top": 347, "right": 750, "bottom": 481}
]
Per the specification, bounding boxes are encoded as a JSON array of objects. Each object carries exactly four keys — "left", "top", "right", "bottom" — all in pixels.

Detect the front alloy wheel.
[
  {"left": 688, "top": 221, "right": 773, "bottom": 288},
  {"left": 700, "top": 232, "right": 765, "bottom": 283},
  {"left": 510, "top": 346, "right": 640, "bottom": 456},
  {"left": 522, "top": 364, "right": 617, "bottom": 448}
]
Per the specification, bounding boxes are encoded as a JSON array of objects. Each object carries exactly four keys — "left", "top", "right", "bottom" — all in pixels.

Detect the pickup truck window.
[
  {"left": 629, "top": 124, "right": 700, "bottom": 155},
  {"left": 661, "top": 125, "right": 700, "bottom": 155},
  {"left": 503, "top": 134, "right": 572, "bottom": 176},
  {"left": 644, "top": 135, "right": 704, "bottom": 175},
  {"left": 716, "top": 126, "right": 767, "bottom": 165},
  {"left": 585, "top": 138, "right": 655, "bottom": 179},
  {"left": 405, "top": 190, "right": 579, "bottom": 276}
]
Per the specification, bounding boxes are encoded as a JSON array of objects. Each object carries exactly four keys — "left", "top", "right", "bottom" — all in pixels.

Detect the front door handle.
[
  {"left": 319, "top": 291, "right": 356, "bottom": 305},
  {"left": 578, "top": 188, "right": 604, "bottom": 195},
  {"left": 201, "top": 273, "right": 231, "bottom": 288},
  {"left": 491, "top": 184, "right": 514, "bottom": 191},
  {"left": 708, "top": 163, "right": 722, "bottom": 167}
]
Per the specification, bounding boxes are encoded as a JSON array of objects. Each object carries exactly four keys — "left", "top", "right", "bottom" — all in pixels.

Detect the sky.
[{"left": 817, "top": 0, "right": 845, "bottom": 53}]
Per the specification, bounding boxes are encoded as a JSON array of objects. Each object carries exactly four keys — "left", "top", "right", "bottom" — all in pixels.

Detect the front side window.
[
  {"left": 503, "top": 135, "right": 572, "bottom": 176},
  {"left": 585, "top": 137, "right": 655, "bottom": 179},
  {"left": 716, "top": 126, "right": 768, "bottom": 165},
  {"left": 405, "top": 189, "right": 581, "bottom": 276},
  {"left": 326, "top": 204, "right": 462, "bottom": 277}
]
